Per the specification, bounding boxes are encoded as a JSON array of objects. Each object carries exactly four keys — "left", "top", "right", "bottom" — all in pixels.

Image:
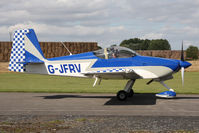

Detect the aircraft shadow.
[
  {"left": 38, "top": 95, "right": 114, "bottom": 99},
  {"left": 104, "top": 94, "right": 199, "bottom": 105},
  {"left": 104, "top": 93, "right": 156, "bottom": 105},
  {"left": 37, "top": 93, "right": 157, "bottom": 105}
]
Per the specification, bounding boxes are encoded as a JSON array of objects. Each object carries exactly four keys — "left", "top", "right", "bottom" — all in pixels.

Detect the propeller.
[
  {"left": 181, "top": 66, "right": 184, "bottom": 86},
  {"left": 181, "top": 41, "right": 184, "bottom": 86}
]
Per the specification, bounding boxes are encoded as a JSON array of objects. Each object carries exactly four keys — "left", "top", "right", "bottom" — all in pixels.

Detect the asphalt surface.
[
  {"left": 0, "top": 92, "right": 199, "bottom": 116},
  {"left": 0, "top": 93, "right": 199, "bottom": 132}
]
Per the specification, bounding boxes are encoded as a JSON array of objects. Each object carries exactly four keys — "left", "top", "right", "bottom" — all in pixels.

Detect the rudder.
[{"left": 9, "top": 29, "right": 45, "bottom": 72}]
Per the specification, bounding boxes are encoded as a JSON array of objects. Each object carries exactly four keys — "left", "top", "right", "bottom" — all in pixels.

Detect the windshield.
[{"left": 93, "top": 46, "right": 138, "bottom": 59}]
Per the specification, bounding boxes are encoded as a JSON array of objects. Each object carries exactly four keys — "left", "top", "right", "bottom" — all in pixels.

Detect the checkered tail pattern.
[{"left": 8, "top": 29, "right": 29, "bottom": 72}]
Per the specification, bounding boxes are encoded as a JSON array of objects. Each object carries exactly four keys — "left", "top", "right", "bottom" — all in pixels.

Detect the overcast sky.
[{"left": 0, "top": 0, "right": 199, "bottom": 49}]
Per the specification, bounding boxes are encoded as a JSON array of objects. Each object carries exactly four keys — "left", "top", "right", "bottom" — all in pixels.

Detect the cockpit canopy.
[{"left": 93, "top": 46, "right": 138, "bottom": 59}]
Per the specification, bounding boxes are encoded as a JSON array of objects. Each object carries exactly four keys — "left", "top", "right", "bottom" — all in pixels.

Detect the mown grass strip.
[{"left": 0, "top": 72, "right": 199, "bottom": 94}]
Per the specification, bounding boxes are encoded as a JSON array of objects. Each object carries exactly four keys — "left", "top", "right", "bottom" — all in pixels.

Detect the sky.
[{"left": 0, "top": 0, "right": 199, "bottom": 49}]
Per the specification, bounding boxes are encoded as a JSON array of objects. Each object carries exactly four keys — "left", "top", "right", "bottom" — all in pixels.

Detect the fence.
[
  {"left": 0, "top": 41, "right": 98, "bottom": 61},
  {"left": 136, "top": 50, "right": 186, "bottom": 59},
  {"left": 0, "top": 41, "right": 193, "bottom": 62}
]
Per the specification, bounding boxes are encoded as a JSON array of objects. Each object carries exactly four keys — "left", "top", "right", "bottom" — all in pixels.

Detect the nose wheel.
[
  {"left": 116, "top": 79, "right": 135, "bottom": 101},
  {"left": 156, "top": 81, "right": 176, "bottom": 98}
]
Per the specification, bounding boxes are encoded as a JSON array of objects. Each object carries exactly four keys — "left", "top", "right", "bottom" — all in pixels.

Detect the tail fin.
[{"left": 9, "top": 29, "right": 45, "bottom": 72}]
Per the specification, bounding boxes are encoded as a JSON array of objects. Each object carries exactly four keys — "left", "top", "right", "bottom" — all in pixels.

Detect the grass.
[{"left": 0, "top": 72, "right": 199, "bottom": 94}]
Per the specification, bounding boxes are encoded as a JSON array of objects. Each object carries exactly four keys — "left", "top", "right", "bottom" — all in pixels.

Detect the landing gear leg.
[
  {"left": 117, "top": 79, "right": 136, "bottom": 101},
  {"left": 156, "top": 81, "right": 176, "bottom": 98},
  {"left": 159, "top": 81, "right": 174, "bottom": 92}
]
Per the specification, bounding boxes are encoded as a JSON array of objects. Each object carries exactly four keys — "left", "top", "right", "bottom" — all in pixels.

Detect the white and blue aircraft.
[{"left": 9, "top": 29, "right": 191, "bottom": 100}]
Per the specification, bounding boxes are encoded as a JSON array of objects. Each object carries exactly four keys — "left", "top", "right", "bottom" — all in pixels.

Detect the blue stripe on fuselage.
[
  {"left": 91, "top": 55, "right": 180, "bottom": 71},
  {"left": 47, "top": 52, "right": 98, "bottom": 61}
]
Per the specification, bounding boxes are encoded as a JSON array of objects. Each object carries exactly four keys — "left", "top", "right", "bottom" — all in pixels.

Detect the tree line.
[
  {"left": 119, "top": 38, "right": 171, "bottom": 50},
  {"left": 118, "top": 38, "right": 198, "bottom": 60}
]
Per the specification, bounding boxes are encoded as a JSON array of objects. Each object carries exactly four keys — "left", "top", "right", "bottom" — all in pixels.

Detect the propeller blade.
[
  {"left": 181, "top": 41, "right": 184, "bottom": 61},
  {"left": 181, "top": 67, "right": 184, "bottom": 86},
  {"left": 180, "top": 41, "right": 185, "bottom": 86}
]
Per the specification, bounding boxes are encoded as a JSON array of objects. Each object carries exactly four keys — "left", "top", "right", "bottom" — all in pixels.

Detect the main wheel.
[
  {"left": 128, "top": 89, "right": 134, "bottom": 97},
  {"left": 117, "top": 90, "right": 128, "bottom": 101}
]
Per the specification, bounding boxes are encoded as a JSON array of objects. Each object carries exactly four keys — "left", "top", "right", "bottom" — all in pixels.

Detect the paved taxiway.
[{"left": 0, "top": 92, "right": 199, "bottom": 116}]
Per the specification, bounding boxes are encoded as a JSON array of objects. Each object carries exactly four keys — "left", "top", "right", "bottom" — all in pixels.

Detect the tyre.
[{"left": 117, "top": 90, "right": 127, "bottom": 101}]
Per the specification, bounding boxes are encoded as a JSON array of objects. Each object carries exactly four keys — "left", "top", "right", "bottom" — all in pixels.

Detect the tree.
[
  {"left": 141, "top": 39, "right": 150, "bottom": 50},
  {"left": 148, "top": 39, "right": 171, "bottom": 50},
  {"left": 186, "top": 45, "right": 199, "bottom": 60},
  {"left": 97, "top": 46, "right": 102, "bottom": 49},
  {"left": 111, "top": 44, "right": 117, "bottom": 47}
]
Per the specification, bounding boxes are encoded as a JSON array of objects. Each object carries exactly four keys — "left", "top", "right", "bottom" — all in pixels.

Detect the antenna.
[
  {"left": 9, "top": 31, "right": 12, "bottom": 42},
  {"left": 60, "top": 42, "right": 72, "bottom": 55}
]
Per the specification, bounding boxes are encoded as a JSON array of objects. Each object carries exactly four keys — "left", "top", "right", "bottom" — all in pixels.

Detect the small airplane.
[{"left": 9, "top": 29, "right": 191, "bottom": 100}]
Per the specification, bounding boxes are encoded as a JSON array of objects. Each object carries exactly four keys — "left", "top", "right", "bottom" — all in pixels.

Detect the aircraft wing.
[
  {"left": 84, "top": 66, "right": 173, "bottom": 80},
  {"left": 84, "top": 68, "right": 142, "bottom": 79}
]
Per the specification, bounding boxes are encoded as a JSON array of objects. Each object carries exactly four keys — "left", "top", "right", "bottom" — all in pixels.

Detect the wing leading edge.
[{"left": 84, "top": 66, "right": 173, "bottom": 80}]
